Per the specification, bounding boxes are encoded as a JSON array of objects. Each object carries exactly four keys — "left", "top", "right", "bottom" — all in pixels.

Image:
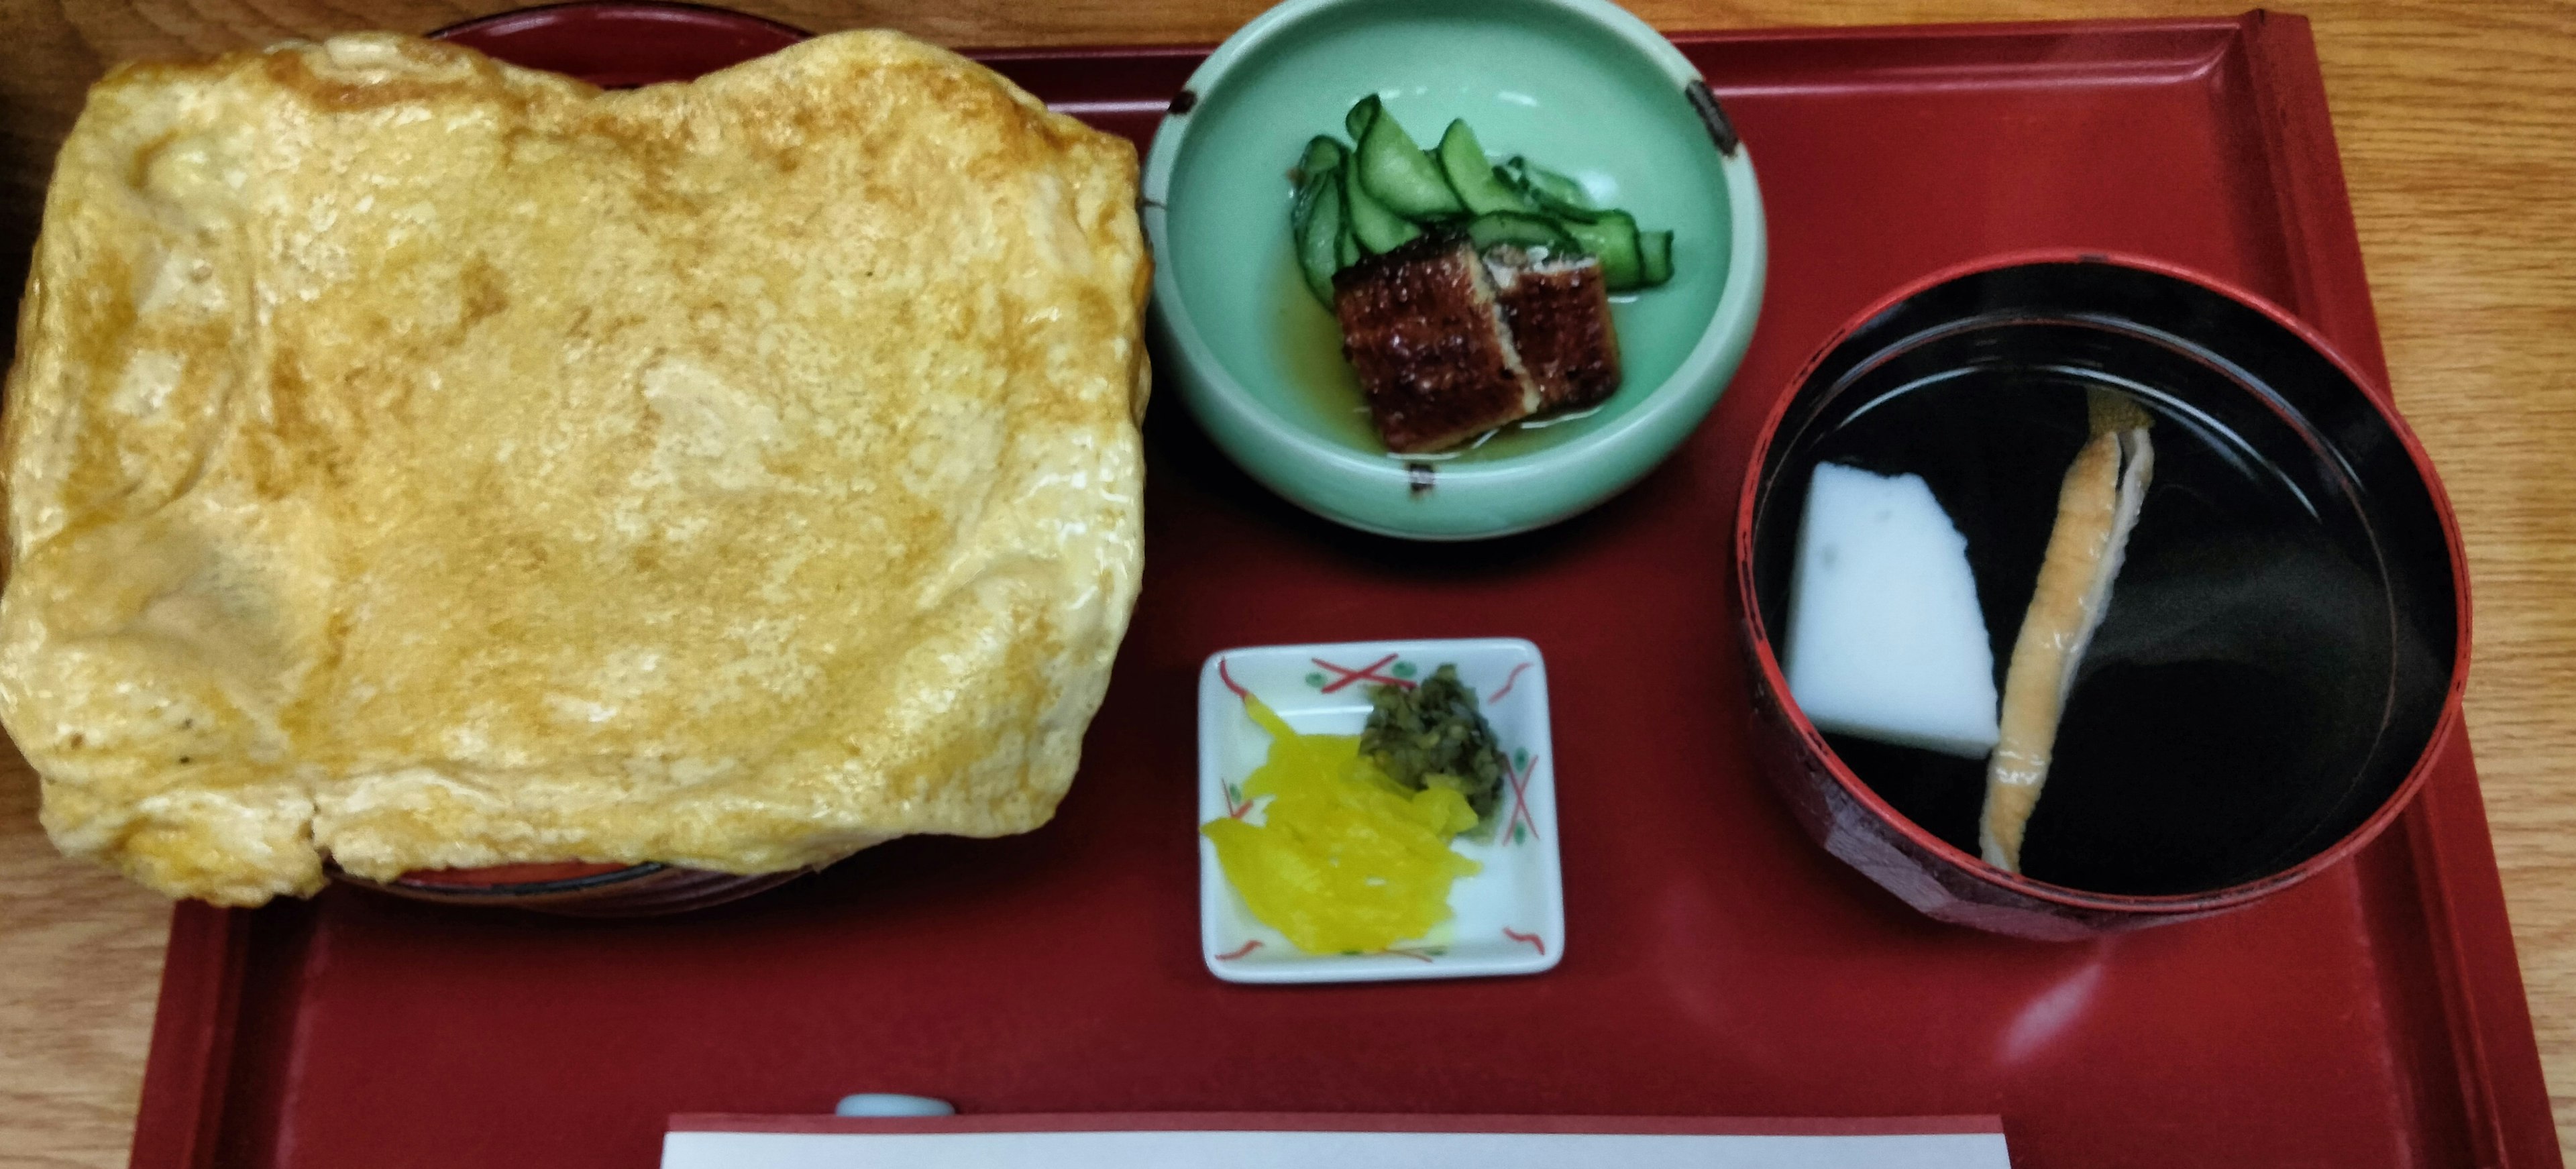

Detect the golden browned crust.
[{"left": 0, "top": 31, "right": 1150, "bottom": 905}]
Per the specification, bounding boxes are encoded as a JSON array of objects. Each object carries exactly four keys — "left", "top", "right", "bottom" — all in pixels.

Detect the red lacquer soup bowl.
[
  {"left": 1733, "top": 254, "right": 2469, "bottom": 940},
  {"left": 326, "top": 3, "right": 816, "bottom": 915}
]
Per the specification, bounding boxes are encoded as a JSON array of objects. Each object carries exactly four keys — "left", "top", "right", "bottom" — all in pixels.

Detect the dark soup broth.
[{"left": 1789, "top": 365, "right": 2425, "bottom": 895}]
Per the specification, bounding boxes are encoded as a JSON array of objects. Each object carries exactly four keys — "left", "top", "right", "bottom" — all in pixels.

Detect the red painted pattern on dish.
[
  {"left": 1311, "top": 653, "right": 1412, "bottom": 693},
  {"left": 1500, "top": 754, "right": 1542, "bottom": 846}
]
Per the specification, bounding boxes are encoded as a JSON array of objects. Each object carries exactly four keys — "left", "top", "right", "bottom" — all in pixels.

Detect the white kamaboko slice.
[
  {"left": 1980, "top": 393, "right": 2157, "bottom": 873},
  {"left": 1784, "top": 463, "right": 2002, "bottom": 759}
]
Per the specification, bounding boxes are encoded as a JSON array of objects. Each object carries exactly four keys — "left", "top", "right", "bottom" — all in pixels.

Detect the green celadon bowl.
[{"left": 1141, "top": 0, "right": 1766, "bottom": 540}]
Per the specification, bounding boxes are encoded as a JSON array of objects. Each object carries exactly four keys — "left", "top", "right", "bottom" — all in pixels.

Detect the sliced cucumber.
[
  {"left": 1356, "top": 106, "right": 1465, "bottom": 220},
  {"left": 1637, "top": 229, "right": 1674, "bottom": 287},
  {"left": 1436, "top": 121, "right": 1535, "bottom": 216},
  {"left": 1289, "top": 176, "right": 1322, "bottom": 283},
  {"left": 1562, "top": 210, "right": 1644, "bottom": 290},
  {"left": 1287, "top": 111, "right": 1673, "bottom": 295},
  {"left": 1344, "top": 95, "right": 1381, "bottom": 145},
  {"left": 1296, "top": 172, "right": 1348, "bottom": 304},
  {"left": 1342, "top": 158, "right": 1421, "bottom": 253},
  {"left": 1465, "top": 211, "right": 1575, "bottom": 254},
  {"left": 1294, "top": 135, "right": 1347, "bottom": 186},
  {"left": 1507, "top": 158, "right": 1603, "bottom": 222}
]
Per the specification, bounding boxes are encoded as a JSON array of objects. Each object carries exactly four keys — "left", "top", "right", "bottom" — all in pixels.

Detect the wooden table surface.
[{"left": 1, "top": 0, "right": 2569, "bottom": 1164}]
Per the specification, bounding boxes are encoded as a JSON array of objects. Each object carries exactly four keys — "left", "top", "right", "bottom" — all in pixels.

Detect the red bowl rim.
[
  {"left": 1731, "top": 247, "right": 2475, "bottom": 917},
  {"left": 378, "top": 861, "right": 667, "bottom": 895},
  {"left": 427, "top": 1, "right": 810, "bottom": 47}
]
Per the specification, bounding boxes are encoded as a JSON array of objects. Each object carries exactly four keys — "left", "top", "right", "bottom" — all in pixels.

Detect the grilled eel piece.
[
  {"left": 1332, "top": 233, "right": 1542, "bottom": 453},
  {"left": 1485, "top": 245, "right": 1620, "bottom": 412}
]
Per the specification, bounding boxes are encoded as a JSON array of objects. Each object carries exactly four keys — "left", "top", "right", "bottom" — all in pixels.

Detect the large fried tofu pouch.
[{"left": 0, "top": 32, "right": 1150, "bottom": 905}]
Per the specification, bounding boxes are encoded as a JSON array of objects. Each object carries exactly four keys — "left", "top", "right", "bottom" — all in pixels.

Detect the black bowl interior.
[{"left": 1748, "top": 261, "right": 2458, "bottom": 897}]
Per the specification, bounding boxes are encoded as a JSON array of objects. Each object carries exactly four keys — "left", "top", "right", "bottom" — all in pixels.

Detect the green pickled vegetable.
[
  {"left": 1362, "top": 664, "right": 1509, "bottom": 834},
  {"left": 1355, "top": 102, "right": 1466, "bottom": 219},
  {"left": 1342, "top": 157, "right": 1421, "bottom": 253},
  {"left": 1638, "top": 229, "right": 1674, "bottom": 287},
  {"left": 1437, "top": 120, "right": 1537, "bottom": 216},
  {"left": 1464, "top": 211, "right": 1576, "bottom": 254},
  {"left": 1505, "top": 158, "right": 1603, "bottom": 222},
  {"left": 1294, "top": 171, "right": 1348, "bottom": 304},
  {"left": 1346, "top": 93, "right": 1383, "bottom": 144},
  {"left": 1294, "top": 135, "right": 1347, "bottom": 186},
  {"left": 1283, "top": 108, "right": 1677, "bottom": 296},
  {"left": 1563, "top": 209, "right": 1644, "bottom": 290}
]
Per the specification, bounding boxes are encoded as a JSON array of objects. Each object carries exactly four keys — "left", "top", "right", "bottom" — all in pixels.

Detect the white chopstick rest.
[{"left": 835, "top": 1095, "right": 957, "bottom": 1118}]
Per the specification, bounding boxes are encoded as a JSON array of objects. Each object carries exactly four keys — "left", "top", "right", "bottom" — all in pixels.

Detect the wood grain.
[{"left": 0, "top": 1, "right": 2569, "bottom": 1165}]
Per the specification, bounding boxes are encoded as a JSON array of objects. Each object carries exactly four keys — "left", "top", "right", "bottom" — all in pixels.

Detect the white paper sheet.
[{"left": 664, "top": 1121, "right": 2012, "bottom": 1168}]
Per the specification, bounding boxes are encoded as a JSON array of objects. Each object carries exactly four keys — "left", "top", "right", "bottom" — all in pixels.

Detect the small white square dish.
[{"left": 1197, "top": 638, "right": 1564, "bottom": 984}]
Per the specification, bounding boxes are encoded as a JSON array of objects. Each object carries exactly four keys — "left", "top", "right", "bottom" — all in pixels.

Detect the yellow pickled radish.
[{"left": 1203, "top": 693, "right": 1483, "bottom": 954}]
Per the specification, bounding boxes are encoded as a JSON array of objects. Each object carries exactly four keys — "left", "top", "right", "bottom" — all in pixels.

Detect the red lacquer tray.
[{"left": 126, "top": 13, "right": 2557, "bottom": 1169}]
